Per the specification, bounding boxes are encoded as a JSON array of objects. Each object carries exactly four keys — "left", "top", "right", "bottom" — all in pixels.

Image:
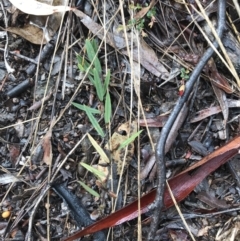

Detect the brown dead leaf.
[
  {"left": 196, "top": 191, "right": 230, "bottom": 209},
  {"left": 42, "top": 129, "right": 52, "bottom": 165},
  {"left": 211, "top": 83, "right": 228, "bottom": 127},
  {"left": 7, "top": 24, "right": 47, "bottom": 45},
  {"left": 73, "top": 9, "right": 169, "bottom": 79},
  {"left": 140, "top": 154, "right": 155, "bottom": 180},
  {"left": 122, "top": 38, "right": 169, "bottom": 79},
  {"left": 197, "top": 226, "right": 211, "bottom": 237},
  {"left": 28, "top": 90, "right": 53, "bottom": 111},
  {"left": 139, "top": 115, "right": 169, "bottom": 127},
  {"left": 8, "top": 144, "right": 20, "bottom": 168},
  {"left": 208, "top": 58, "right": 233, "bottom": 94},
  {"left": 8, "top": 0, "right": 69, "bottom": 44},
  {"left": 190, "top": 99, "right": 240, "bottom": 123},
  {"left": 190, "top": 106, "right": 221, "bottom": 123},
  {"left": 99, "top": 121, "right": 138, "bottom": 174},
  {"left": 133, "top": 0, "right": 156, "bottom": 21}
]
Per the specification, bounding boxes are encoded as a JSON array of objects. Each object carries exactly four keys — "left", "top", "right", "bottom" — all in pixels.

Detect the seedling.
[
  {"left": 78, "top": 181, "right": 100, "bottom": 198},
  {"left": 73, "top": 39, "right": 112, "bottom": 137},
  {"left": 180, "top": 68, "right": 190, "bottom": 80},
  {"left": 118, "top": 130, "right": 143, "bottom": 150},
  {"left": 127, "top": 4, "right": 157, "bottom": 33}
]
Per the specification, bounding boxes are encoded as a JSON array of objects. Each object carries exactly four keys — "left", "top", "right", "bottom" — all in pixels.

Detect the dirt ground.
[{"left": 1, "top": 0, "right": 240, "bottom": 240}]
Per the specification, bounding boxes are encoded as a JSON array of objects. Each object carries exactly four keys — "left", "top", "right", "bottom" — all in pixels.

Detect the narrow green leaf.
[
  {"left": 78, "top": 181, "right": 100, "bottom": 198},
  {"left": 78, "top": 63, "right": 85, "bottom": 72},
  {"left": 103, "top": 69, "right": 110, "bottom": 95},
  {"left": 72, "top": 103, "right": 101, "bottom": 114},
  {"left": 85, "top": 39, "right": 102, "bottom": 73},
  {"left": 85, "top": 108, "right": 104, "bottom": 137},
  {"left": 76, "top": 54, "right": 84, "bottom": 63},
  {"left": 118, "top": 130, "right": 143, "bottom": 150},
  {"left": 104, "top": 91, "right": 111, "bottom": 124},
  {"left": 77, "top": 55, "right": 94, "bottom": 76},
  {"left": 93, "top": 68, "right": 104, "bottom": 101},
  {"left": 91, "top": 39, "right": 98, "bottom": 53},
  {"left": 88, "top": 74, "right": 95, "bottom": 85},
  {"left": 80, "top": 162, "right": 107, "bottom": 179},
  {"left": 87, "top": 134, "right": 110, "bottom": 163}
]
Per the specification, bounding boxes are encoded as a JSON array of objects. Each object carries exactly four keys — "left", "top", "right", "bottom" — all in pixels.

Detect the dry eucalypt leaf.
[
  {"left": 8, "top": 0, "right": 72, "bottom": 16},
  {"left": 7, "top": 0, "right": 69, "bottom": 44},
  {"left": 98, "top": 121, "right": 138, "bottom": 174}
]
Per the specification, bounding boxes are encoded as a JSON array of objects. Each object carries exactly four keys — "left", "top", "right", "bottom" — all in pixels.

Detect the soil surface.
[{"left": 0, "top": 0, "right": 240, "bottom": 240}]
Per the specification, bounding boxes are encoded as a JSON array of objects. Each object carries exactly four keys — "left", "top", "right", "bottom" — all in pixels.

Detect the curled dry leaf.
[
  {"left": 210, "top": 71, "right": 233, "bottom": 94},
  {"left": 98, "top": 121, "right": 138, "bottom": 174},
  {"left": 8, "top": 0, "right": 72, "bottom": 16}
]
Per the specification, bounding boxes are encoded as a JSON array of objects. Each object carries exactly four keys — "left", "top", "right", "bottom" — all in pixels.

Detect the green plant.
[
  {"left": 146, "top": 6, "right": 156, "bottom": 19},
  {"left": 118, "top": 130, "right": 143, "bottom": 150},
  {"left": 78, "top": 180, "right": 100, "bottom": 198},
  {"left": 73, "top": 39, "right": 112, "bottom": 137},
  {"left": 127, "top": 4, "right": 157, "bottom": 33},
  {"left": 78, "top": 162, "right": 106, "bottom": 198},
  {"left": 180, "top": 68, "right": 190, "bottom": 80},
  {"left": 80, "top": 162, "right": 107, "bottom": 180},
  {"left": 77, "top": 134, "right": 109, "bottom": 197}
]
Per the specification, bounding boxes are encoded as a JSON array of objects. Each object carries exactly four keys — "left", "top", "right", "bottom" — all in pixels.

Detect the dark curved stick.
[
  {"left": 51, "top": 183, "right": 106, "bottom": 241},
  {"left": 147, "top": 0, "right": 226, "bottom": 239}
]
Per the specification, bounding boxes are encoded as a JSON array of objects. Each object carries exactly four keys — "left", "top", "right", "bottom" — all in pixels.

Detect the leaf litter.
[{"left": 1, "top": 0, "right": 240, "bottom": 240}]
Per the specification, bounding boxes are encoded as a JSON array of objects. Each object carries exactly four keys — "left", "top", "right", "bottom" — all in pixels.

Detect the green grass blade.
[
  {"left": 93, "top": 68, "right": 104, "bottom": 101},
  {"left": 80, "top": 162, "right": 107, "bottom": 179},
  {"left": 85, "top": 108, "right": 104, "bottom": 137},
  {"left": 118, "top": 130, "right": 143, "bottom": 150},
  {"left": 78, "top": 63, "right": 85, "bottom": 72},
  {"left": 104, "top": 91, "right": 111, "bottom": 124},
  {"left": 91, "top": 39, "right": 98, "bottom": 53},
  {"left": 72, "top": 103, "right": 101, "bottom": 114},
  {"left": 103, "top": 69, "right": 110, "bottom": 95},
  {"left": 77, "top": 55, "right": 92, "bottom": 73},
  {"left": 78, "top": 181, "right": 100, "bottom": 198},
  {"left": 87, "top": 133, "right": 110, "bottom": 163},
  {"left": 88, "top": 74, "right": 95, "bottom": 85},
  {"left": 85, "top": 39, "right": 102, "bottom": 73}
]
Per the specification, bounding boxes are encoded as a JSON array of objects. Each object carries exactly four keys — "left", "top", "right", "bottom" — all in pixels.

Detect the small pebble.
[{"left": 2, "top": 210, "right": 10, "bottom": 218}]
